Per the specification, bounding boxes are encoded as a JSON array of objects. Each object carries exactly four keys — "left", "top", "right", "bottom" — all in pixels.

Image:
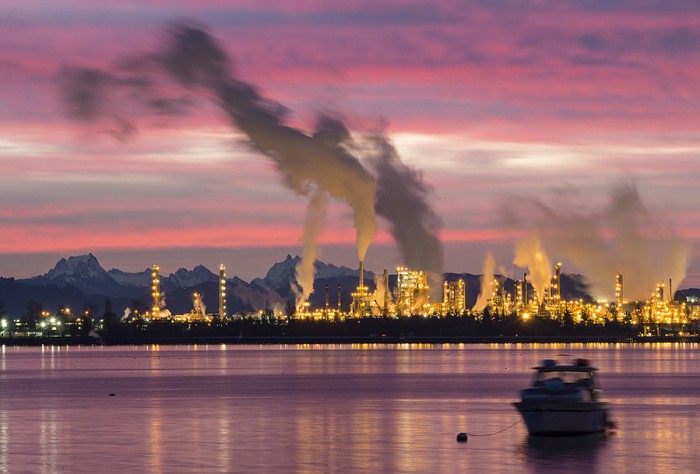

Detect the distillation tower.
[
  {"left": 219, "top": 264, "right": 227, "bottom": 319},
  {"left": 442, "top": 280, "right": 466, "bottom": 315},
  {"left": 151, "top": 264, "right": 161, "bottom": 319}
]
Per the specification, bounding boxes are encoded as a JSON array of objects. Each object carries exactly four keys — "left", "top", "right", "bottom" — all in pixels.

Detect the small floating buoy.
[
  {"left": 109, "top": 393, "right": 116, "bottom": 397},
  {"left": 456, "top": 432, "right": 468, "bottom": 443}
]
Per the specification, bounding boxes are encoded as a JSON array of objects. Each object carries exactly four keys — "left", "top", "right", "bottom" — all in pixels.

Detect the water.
[{"left": 0, "top": 343, "right": 697, "bottom": 473}]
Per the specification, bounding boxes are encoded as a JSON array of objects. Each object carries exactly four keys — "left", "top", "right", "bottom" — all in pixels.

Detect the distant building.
[
  {"left": 395, "top": 267, "right": 430, "bottom": 316},
  {"left": 442, "top": 280, "right": 465, "bottom": 315}
]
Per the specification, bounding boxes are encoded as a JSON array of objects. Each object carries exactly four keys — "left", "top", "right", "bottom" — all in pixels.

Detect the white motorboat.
[{"left": 513, "top": 358, "right": 611, "bottom": 435}]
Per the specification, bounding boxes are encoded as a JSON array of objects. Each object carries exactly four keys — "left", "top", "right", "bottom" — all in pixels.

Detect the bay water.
[{"left": 0, "top": 343, "right": 697, "bottom": 473}]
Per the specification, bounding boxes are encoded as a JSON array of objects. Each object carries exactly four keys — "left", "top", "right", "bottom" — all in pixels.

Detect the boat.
[{"left": 513, "top": 358, "right": 610, "bottom": 435}]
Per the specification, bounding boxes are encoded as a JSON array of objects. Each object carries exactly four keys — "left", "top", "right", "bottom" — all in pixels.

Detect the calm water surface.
[{"left": 0, "top": 343, "right": 697, "bottom": 473}]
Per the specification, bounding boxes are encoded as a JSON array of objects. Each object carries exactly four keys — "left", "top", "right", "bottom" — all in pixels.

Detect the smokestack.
[
  {"left": 325, "top": 284, "right": 329, "bottom": 311},
  {"left": 383, "top": 269, "right": 389, "bottom": 316},
  {"left": 152, "top": 264, "right": 161, "bottom": 317},
  {"left": 219, "top": 264, "right": 226, "bottom": 319},
  {"left": 669, "top": 278, "right": 672, "bottom": 302},
  {"left": 523, "top": 273, "right": 528, "bottom": 306},
  {"left": 615, "top": 273, "right": 624, "bottom": 306},
  {"left": 359, "top": 260, "right": 364, "bottom": 293},
  {"left": 337, "top": 284, "right": 342, "bottom": 313}
]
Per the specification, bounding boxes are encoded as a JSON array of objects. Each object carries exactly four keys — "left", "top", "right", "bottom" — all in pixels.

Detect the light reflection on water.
[{"left": 0, "top": 343, "right": 696, "bottom": 473}]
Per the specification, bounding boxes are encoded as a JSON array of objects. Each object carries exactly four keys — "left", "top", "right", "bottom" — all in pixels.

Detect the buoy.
[
  {"left": 456, "top": 432, "right": 468, "bottom": 443},
  {"left": 109, "top": 393, "right": 116, "bottom": 396}
]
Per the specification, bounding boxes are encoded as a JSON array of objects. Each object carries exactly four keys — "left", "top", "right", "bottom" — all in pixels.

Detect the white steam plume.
[
  {"left": 473, "top": 251, "right": 495, "bottom": 311},
  {"left": 232, "top": 284, "right": 283, "bottom": 313},
  {"left": 504, "top": 184, "right": 691, "bottom": 300},
  {"left": 293, "top": 189, "right": 328, "bottom": 310},
  {"left": 372, "top": 272, "right": 392, "bottom": 314},
  {"left": 512, "top": 232, "right": 552, "bottom": 304}
]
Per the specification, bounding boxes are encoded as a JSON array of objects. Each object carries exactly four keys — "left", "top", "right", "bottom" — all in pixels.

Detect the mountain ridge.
[
  {"left": 3, "top": 253, "right": 375, "bottom": 317},
  {"left": 1, "top": 252, "right": 677, "bottom": 319}
]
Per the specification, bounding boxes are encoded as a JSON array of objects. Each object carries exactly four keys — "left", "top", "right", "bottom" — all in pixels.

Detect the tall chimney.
[
  {"left": 523, "top": 273, "right": 528, "bottom": 306},
  {"left": 383, "top": 269, "right": 389, "bottom": 316},
  {"left": 359, "top": 260, "right": 365, "bottom": 293},
  {"left": 337, "top": 284, "right": 342, "bottom": 313},
  {"left": 615, "top": 273, "right": 624, "bottom": 306},
  {"left": 152, "top": 264, "right": 161, "bottom": 318},
  {"left": 219, "top": 264, "right": 226, "bottom": 319},
  {"left": 669, "top": 278, "right": 672, "bottom": 302}
]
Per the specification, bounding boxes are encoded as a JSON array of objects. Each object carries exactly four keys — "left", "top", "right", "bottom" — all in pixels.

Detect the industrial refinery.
[
  {"left": 116, "top": 257, "right": 698, "bottom": 339},
  {"left": 142, "top": 263, "right": 228, "bottom": 323}
]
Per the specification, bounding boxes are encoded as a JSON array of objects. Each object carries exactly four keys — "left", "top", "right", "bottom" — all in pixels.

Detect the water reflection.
[
  {"left": 0, "top": 411, "right": 7, "bottom": 474},
  {"left": 39, "top": 409, "right": 60, "bottom": 474},
  {"left": 522, "top": 433, "right": 607, "bottom": 472},
  {"left": 149, "top": 405, "right": 162, "bottom": 473},
  {"left": 524, "top": 432, "right": 608, "bottom": 452},
  {"left": 0, "top": 344, "right": 695, "bottom": 472}
]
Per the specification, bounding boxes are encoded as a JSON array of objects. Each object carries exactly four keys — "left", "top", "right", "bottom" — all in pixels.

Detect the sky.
[{"left": 2, "top": 0, "right": 700, "bottom": 297}]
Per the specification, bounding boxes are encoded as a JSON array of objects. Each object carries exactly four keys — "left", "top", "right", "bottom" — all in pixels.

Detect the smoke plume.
[
  {"left": 473, "top": 251, "right": 495, "bottom": 311},
  {"left": 232, "top": 284, "right": 283, "bottom": 313},
  {"left": 372, "top": 271, "right": 392, "bottom": 315},
  {"left": 505, "top": 184, "right": 691, "bottom": 300},
  {"left": 156, "top": 26, "right": 377, "bottom": 263},
  {"left": 293, "top": 189, "right": 328, "bottom": 309},
  {"left": 62, "top": 24, "right": 377, "bottom": 283},
  {"left": 512, "top": 232, "right": 552, "bottom": 304},
  {"left": 196, "top": 296, "right": 207, "bottom": 318},
  {"left": 362, "top": 133, "right": 444, "bottom": 294}
]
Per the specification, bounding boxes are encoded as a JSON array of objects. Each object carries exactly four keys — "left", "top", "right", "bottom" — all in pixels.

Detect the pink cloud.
[{"left": 2, "top": 2, "right": 699, "bottom": 282}]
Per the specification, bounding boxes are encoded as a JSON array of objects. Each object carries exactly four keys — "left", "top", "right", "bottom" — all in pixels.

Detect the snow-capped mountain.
[
  {"left": 249, "top": 254, "right": 374, "bottom": 304},
  {"left": 23, "top": 253, "right": 134, "bottom": 297},
  {"left": 166, "top": 265, "right": 218, "bottom": 289},
  {"left": 45, "top": 254, "right": 108, "bottom": 282},
  {"left": 315, "top": 260, "right": 372, "bottom": 280},
  {"left": 108, "top": 268, "right": 151, "bottom": 288},
  {"left": 256, "top": 254, "right": 372, "bottom": 290},
  {"left": 259, "top": 254, "right": 300, "bottom": 289}
]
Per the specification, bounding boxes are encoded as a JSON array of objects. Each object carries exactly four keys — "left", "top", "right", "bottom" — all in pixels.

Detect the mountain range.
[
  {"left": 0, "top": 253, "right": 597, "bottom": 318},
  {"left": 0, "top": 254, "right": 374, "bottom": 317}
]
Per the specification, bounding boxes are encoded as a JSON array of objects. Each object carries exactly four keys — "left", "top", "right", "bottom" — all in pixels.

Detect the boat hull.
[{"left": 513, "top": 401, "right": 608, "bottom": 435}]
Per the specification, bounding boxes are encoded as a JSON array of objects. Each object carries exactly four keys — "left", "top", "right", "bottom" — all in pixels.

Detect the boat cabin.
[{"left": 524, "top": 358, "right": 601, "bottom": 400}]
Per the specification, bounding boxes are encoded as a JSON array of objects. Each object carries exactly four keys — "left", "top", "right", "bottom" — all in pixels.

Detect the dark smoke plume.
[
  {"left": 62, "top": 24, "right": 453, "bottom": 302},
  {"left": 157, "top": 25, "right": 377, "bottom": 300},
  {"left": 362, "top": 134, "right": 444, "bottom": 293},
  {"left": 62, "top": 24, "right": 378, "bottom": 304}
]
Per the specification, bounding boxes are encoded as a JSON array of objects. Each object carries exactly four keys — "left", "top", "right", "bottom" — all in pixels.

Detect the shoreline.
[{"left": 0, "top": 334, "right": 697, "bottom": 346}]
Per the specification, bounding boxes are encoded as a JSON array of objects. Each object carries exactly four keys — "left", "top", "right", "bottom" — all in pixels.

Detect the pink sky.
[{"left": 1, "top": 1, "right": 699, "bottom": 294}]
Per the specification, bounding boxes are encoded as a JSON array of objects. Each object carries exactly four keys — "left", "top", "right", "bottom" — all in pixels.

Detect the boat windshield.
[{"left": 535, "top": 369, "right": 593, "bottom": 386}]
